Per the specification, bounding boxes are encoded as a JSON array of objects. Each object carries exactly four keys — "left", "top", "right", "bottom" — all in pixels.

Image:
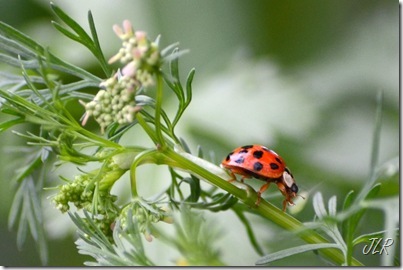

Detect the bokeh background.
[{"left": 0, "top": 0, "right": 399, "bottom": 266}]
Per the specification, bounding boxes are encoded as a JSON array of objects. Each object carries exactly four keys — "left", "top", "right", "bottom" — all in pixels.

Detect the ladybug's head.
[
  {"left": 282, "top": 167, "right": 298, "bottom": 196},
  {"left": 275, "top": 167, "right": 298, "bottom": 210},
  {"left": 276, "top": 167, "right": 304, "bottom": 211}
]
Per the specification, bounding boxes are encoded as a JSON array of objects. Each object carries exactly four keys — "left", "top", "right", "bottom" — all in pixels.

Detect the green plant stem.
[
  {"left": 162, "top": 147, "right": 364, "bottom": 266},
  {"left": 345, "top": 91, "right": 383, "bottom": 265},
  {"left": 71, "top": 123, "right": 122, "bottom": 149},
  {"left": 58, "top": 108, "right": 122, "bottom": 150},
  {"left": 136, "top": 113, "right": 160, "bottom": 144},
  {"left": 154, "top": 73, "right": 165, "bottom": 147},
  {"left": 129, "top": 149, "right": 159, "bottom": 197},
  {"left": 232, "top": 205, "right": 265, "bottom": 256}
]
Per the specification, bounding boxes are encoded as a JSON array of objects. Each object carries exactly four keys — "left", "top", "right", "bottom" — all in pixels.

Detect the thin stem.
[
  {"left": 168, "top": 167, "right": 186, "bottom": 201},
  {"left": 345, "top": 91, "right": 383, "bottom": 265},
  {"left": 356, "top": 91, "right": 383, "bottom": 203},
  {"left": 57, "top": 107, "right": 122, "bottom": 149},
  {"left": 139, "top": 109, "right": 177, "bottom": 143},
  {"left": 136, "top": 113, "right": 159, "bottom": 144},
  {"left": 154, "top": 73, "right": 165, "bottom": 147},
  {"left": 72, "top": 125, "right": 122, "bottom": 149},
  {"left": 232, "top": 204, "right": 265, "bottom": 256},
  {"left": 129, "top": 149, "right": 159, "bottom": 198}
]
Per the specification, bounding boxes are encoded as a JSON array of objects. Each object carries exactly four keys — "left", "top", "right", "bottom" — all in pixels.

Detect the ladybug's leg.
[
  {"left": 276, "top": 182, "right": 294, "bottom": 212},
  {"left": 227, "top": 173, "right": 237, "bottom": 183},
  {"left": 282, "top": 199, "right": 288, "bottom": 212},
  {"left": 226, "top": 172, "right": 253, "bottom": 194},
  {"left": 226, "top": 169, "right": 250, "bottom": 185},
  {"left": 282, "top": 196, "right": 296, "bottom": 212},
  {"left": 255, "top": 182, "right": 270, "bottom": 206},
  {"left": 229, "top": 175, "right": 247, "bottom": 183}
]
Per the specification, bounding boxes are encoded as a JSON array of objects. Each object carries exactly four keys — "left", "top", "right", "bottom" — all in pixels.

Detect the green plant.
[{"left": 0, "top": 3, "right": 398, "bottom": 266}]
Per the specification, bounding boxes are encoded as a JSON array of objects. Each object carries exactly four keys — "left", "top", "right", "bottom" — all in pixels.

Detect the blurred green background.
[{"left": 0, "top": 0, "right": 398, "bottom": 266}]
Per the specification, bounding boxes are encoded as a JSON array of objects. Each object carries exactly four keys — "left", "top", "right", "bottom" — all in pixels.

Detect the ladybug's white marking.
[{"left": 282, "top": 170, "right": 294, "bottom": 188}]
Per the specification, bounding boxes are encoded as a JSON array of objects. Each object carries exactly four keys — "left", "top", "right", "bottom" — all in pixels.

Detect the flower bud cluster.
[
  {"left": 52, "top": 158, "right": 125, "bottom": 214},
  {"left": 52, "top": 167, "right": 123, "bottom": 241},
  {"left": 109, "top": 20, "right": 161, "bottom": 87},
  {"left": 52, "top": 174, "right": 91, "bottom": 213},
  {"left": 52, "top": 172, "right": 118, "bottom": 214},
  {"left": 81, "top": 75, "right": 141, "bottom": 133},
  {"left": 119, "top": 201, "right": 173, "bottom": 242},
  {"left": 81, "top": 20, "right": 161, "bottom": 132}
]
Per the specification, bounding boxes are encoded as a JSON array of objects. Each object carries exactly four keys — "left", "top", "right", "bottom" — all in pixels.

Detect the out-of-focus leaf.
[
  {"left": 255, "top": 243, "right": 340, "bottom": 265},
  {"left": 0, "top": 21, "right": 44, "bottom": 53},
  {"left": 9, "top": 176, "right": 48, "bottom": 264},
  {"left": 313, "top": 192, "right": 327, "bottom": 219},
  {"left": 328, "top": 196, "right": 337, "bottom": 216},
  {"left": 0, "top": 118, "right": 24, "bottom": 132}
]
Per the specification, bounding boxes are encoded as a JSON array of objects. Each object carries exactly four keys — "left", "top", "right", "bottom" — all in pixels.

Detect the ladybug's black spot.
[
  {"left": 290, "top": 183, "right": 298, "bottom": 193},
  {"left": 239, "top": 149, "right": 249, "bottom": 154},
  {"left": 253, "top": 161, "right": 263, "bottom": 171},
  {"left": 270, "top": 163, "right": 280, "bottom": 170},
  {"left": 225, "top": 152, "right": 233, "bottom": 161},
  {"left": 241, "top": 145, "right": 253, "bottom": 149},
  {"left": 235, "top": 156, "right": 245, "bottom": 164},
  {"left": 275, "top": 157, "right": 282, "bottom": 164},
  {"left": 253, "top": 150, "right": 264, "bottom": 159}
]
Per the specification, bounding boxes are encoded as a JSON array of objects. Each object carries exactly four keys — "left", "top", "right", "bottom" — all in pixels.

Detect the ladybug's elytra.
[{"left": 220, "top": 145, "right": 299, "bottom": 211}]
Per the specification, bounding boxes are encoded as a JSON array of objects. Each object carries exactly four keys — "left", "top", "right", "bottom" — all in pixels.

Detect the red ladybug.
[{"left": 221, "top": 145, "right": 299, "bottom": 211}]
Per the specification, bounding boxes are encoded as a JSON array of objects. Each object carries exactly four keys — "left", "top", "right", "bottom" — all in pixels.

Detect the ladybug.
[{"left": 221, "top": 145, "right": 299, "bottom": 211}]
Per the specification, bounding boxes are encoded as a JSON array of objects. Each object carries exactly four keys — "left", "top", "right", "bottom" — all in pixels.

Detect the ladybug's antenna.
[{"left": 297, "top": 194, "right": 305, "bottom": 200}]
